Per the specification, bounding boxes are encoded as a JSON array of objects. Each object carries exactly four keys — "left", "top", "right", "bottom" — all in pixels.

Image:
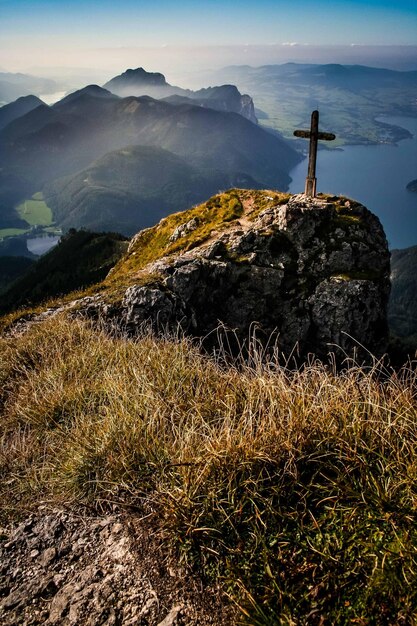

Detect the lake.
[
  {"left": 288, "top": 116, "right": 417, "bottom": 250},
  {"left": 27, "top": 235, "right": 61, "bottom": 255}
]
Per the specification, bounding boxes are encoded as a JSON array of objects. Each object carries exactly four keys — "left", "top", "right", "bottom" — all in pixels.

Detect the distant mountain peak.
[
  {"left": 78, "top": 84, "right": 115, "bottom": 96},
  {"left": 12, "top": 94, "right": 43, "bottom": 105},
  {"left": 103, "top": 69, "right": 257, "bottom": 123},
  {"left": 54, "top": 85, "right": 116, "bottom": 107},
  {"left": 0, "top": 94, "right": 45, "bottom": 131},
  {"left": 104, "top": 68, "right": 168, "bottom": 89}
]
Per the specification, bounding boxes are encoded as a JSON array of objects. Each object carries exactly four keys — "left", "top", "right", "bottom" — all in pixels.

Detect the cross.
[{"left": 293, "top": 110, "right": 336, "bottom": 197}]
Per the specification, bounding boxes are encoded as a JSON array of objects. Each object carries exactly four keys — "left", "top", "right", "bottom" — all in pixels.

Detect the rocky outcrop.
[
  {"left": 6, "top": 191, "right": 390, "bottom": 359},
  {"left": 84, "top": 192, "right": 390, "bottom": 359},
  {"left": 239, "top": 93, "right": 257, "bottom": 124},
  {"left": 185, "top": 85, "right": 258, "bottom": 124},
  {"left": 0, "top": 508, "right": 231, "bottom": 625}
]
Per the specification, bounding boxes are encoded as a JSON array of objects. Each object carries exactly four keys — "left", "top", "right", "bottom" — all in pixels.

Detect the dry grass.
[
  {"left": 107, "top": 189, "right": 289, "bottom": 287},
  {"left": 1, "top": 315, "right": 417, "bottom": 624}
]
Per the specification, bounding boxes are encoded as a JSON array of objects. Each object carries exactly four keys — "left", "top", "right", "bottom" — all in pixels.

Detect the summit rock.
[{"left": 71, "top": 190, "right": 391, "bottom": 359}]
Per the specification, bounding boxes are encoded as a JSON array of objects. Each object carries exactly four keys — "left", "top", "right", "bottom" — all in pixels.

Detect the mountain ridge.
[
  {"left": 0, "top": 95, "right": 45, "bottom": 130},
  {"left": 43, "top": 145, "right": 234, "bottom": 235},
  {"left": 0, "top": 90, "right": 299, "bottom": 233},
  {"left": 104, "top": 67, "right": 258, "bottom": 123}
]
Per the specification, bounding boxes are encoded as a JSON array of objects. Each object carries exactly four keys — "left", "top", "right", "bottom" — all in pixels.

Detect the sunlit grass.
[{"left": 1, "top": 315, "right": 417, "bottom": 623}]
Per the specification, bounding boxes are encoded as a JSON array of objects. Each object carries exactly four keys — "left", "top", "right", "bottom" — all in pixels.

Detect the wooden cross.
[{"left": 293, "top": 110, "right": 336, "bottom": 197}]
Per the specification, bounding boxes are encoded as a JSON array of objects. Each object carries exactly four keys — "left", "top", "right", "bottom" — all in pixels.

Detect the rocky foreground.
[{"left": 0, "top": 508, "right": 231, "bottom": 625}]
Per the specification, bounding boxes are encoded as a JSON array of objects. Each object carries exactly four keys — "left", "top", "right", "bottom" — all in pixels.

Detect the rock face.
[
  {"left": 240, "top": 94, "right": 256, "bottom": 123},
  {"left": 185, "top": 85, "right": 258, "bottom": 124},
  {"left": 0, "top": 508, "right": 230, "bottom": 625},
  {"left": 82, "top": 191, "right": 390, "bottom": 359}
]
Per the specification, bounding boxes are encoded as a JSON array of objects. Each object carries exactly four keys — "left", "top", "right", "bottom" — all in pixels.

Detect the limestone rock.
[
  {"left": 107, "top": 192, "right": 390, "bottom": 358},
  {"left": 240, "top": 93, "right": 258, "bottom": 124},
  {"left": 169, "top": 217, "right": 200, "bottom": 242}
]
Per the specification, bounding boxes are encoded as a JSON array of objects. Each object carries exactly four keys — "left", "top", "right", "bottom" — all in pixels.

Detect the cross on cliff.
[{"left": 294, "top": 110, "right": 336, "bottom": 197}]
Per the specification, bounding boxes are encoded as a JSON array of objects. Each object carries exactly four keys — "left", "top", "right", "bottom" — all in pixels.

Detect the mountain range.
[
  {"left": 0, "top": 72, "right": 59, "bottom": 105},
  {"left": 0, "top": 72, "right": 300, "bottom": 235},
  {"left": 104, "top": 67, "right": 257, "bottom": 123},
  {"left": 1, "top": 64, "right": 415, "bottom": 345}
]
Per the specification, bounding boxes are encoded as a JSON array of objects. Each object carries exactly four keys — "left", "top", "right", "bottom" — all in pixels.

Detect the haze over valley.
[
  {"left": 0, "top": 70, "right": 300, "bottom": 238},
  {"left": 1, "top": 60, "right": 416, "bottom": 242}
]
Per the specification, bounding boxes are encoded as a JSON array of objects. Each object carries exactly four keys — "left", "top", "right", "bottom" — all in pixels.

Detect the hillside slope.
[
  {"left": 0, "top": 256, "right": 35, "bottom": 294},
  {"left": 43, "top": 145, "right": 233, "bottom": 235},
  {"left": 2, "top": 191, "right": 416, "bottom": 626},
  {"left": 0, "top": 230, "right": 128, "bottom": 313},
  {"left": 1, "top": 307, "right": 416, "bottom": 625},
  {"left": 0, "top": 89, "right": 300, "bottom": 231}
]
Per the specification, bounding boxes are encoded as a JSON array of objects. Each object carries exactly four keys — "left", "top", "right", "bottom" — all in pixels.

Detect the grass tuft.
[{"left": 1, "top": 316, "right": 417, "bottom": 623}]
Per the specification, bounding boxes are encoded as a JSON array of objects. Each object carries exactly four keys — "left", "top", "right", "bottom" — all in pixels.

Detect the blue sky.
[
  {"left": 2, "top": 0, "right": 416, "bottom": 45},
  {"left": 1, "top": 0, "right": 416, "bottom": 77}
]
